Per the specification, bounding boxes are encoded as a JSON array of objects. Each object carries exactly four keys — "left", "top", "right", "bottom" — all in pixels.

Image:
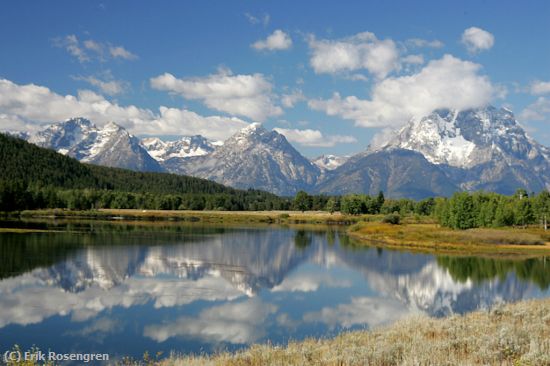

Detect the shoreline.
[
  {"left": 349, "top": 222, "right": 550, "bottom": 257},
  {"left": 4, "top": 209, "right": 550, "bottom": 256},
  {"left": 158, "top": 298, "right": 549, "bottom": 366}
]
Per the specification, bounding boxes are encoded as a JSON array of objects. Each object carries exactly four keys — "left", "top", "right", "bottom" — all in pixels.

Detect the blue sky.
[{"left": 1, "top": 0, "right": 550, "bottom": 157}]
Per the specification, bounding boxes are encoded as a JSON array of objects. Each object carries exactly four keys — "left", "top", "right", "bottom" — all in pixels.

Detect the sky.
[{"left": 1, "top": 0, "right": 550, "bottom": 158}]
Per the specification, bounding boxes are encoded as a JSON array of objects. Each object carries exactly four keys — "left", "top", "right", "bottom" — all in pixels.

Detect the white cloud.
[
  {"left": 72, "top": 74, "right": 129, "bottom": 96},
  {"left": 402, "top": 54, "right": 424, "bottom": 65},
  {"left": 143, "top": 298, "right": 277, "bottom": 344},
  {"left": 0, "top": 270, "right": 245, "bottom": 329},
  {"left": 244, "top": 12, "right": 270, "bottom": 26},
  {"left": 309, "top": 55, "right": 500, "bottom": 128},
  {"left": 271, "top": 272, "right": 351, "bottom": 292},
  {"left": 53, "top": 35, "right": 89, "bottom": 63},
  {"left": 280, "top": 90, "right": 305, "bottom": 108},
  {"left": 303, "top": 296, "right": 410, "bottom": 330},
  {"left": 252, "top": 30, "right": 293, "bottom": 51},
  {"left": 150, "top": 69, "right": 283, "bottom": 121},
  {"left": 52, "top": 35, "right": 137, "bottom": 62},
  {"left": 0, "top": 78, "right": 247, "bottom": 140},
  {"left": 406, "top": 38, "right": 444, "bottom": 49},
  {"left": 461, "top": 27, "right": 495, "bottom": 53},
  {"left": 109, "top": 45, "right": 138, "bottom": 60},
  {"left": 274, "top": 127, "right": 357, "bottom": 147},
  {"left": 308, "top": 32, "right": 400, "bottom": 79},
  {"left": 519, "top": 97, "right": 550, "bottom": 122},
  {"left": 529, "top": 80, "right": 550, "bottom": 95}
]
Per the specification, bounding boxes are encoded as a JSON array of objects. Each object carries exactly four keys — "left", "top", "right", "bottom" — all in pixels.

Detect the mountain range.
[{"left": 14, "top": 105, "right": 550, "bottom": 198}]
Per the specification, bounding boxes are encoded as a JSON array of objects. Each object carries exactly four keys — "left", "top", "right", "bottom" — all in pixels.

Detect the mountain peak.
[{"left": 373, "top": 105, "right": 541, "bottom": 169}]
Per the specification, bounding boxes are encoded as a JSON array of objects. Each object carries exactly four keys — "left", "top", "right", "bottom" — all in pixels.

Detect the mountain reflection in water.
[{"left": 0, "top": 222, "right": 549, "bottom": 359}]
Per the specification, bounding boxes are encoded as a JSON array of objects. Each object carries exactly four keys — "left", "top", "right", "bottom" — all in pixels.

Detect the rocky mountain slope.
[
  {"left": 371, "top": 106, "right": 550, "bottom": 194},
  {"left": 28, "top": 118, "right": 163, "bottom": 172},
  {"left": 316, "top": 149, "right": 458, "bottom": 199},
  {"left": 177, "top": 123, "right": 321, "bottom": 196},
  {"left": 15, "top": 105, "right": 550, "bottom": 197}
]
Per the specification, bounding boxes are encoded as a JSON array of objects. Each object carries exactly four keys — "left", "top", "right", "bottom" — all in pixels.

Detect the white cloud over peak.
[
  {"left": 0, "top": 78, "right": 247, "bottom": 140},
  {"left": 252, "top": 29, "right": 292, "bottom": 51},
  {"left": 308, "top": 32, "right": 400, "bottom": 79},
  {"left": 309, "top": 54, "right": 500, "bottom": 128},
  {"left": 150, "top": 69, "right": 283, "bottom": 121},
  {"left": 274, "top": 127, "right": 357, "bottom": 147},
  {"left": 461, "top": 27, "right": 495, "bottom": 53}
]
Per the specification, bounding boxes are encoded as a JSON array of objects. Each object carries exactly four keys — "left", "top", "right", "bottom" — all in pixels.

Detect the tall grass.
[{"left": 160, "top": 298, "right": 550, "bottom": 366}]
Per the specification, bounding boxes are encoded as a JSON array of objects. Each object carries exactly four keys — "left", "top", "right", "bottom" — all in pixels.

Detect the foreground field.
[
  {"left": 349, "top": 222, "right": 550, "bottom": 257},
  {"left": 155, "top": 298, "right": 550, "bottom": 366}
]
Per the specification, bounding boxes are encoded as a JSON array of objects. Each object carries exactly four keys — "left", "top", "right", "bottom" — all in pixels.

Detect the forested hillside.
[{"left": 0, "top": 133, "right": 290, "bottom": 211}]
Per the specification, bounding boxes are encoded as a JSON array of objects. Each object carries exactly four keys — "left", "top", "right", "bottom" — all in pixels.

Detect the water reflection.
[{"left": 0, "top": 222, "right": 549, "bottom": 359}]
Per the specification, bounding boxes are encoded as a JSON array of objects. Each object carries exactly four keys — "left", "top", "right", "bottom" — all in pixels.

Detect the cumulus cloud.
[
  {"left": 52, "top": 34, "right": 138, "bottom": 62},
  {"left": 308, "top": 32, "right": 400, "bottom": 79},
  {"left": 461, "top": 27, "right": 495, "bottom": 53},
  {"left": 309, "top": 54, "right": 501, "bottom": 128},
  {"left": 274, "top": 127, "right": 357, "bottom": 147},
  {"left": 529, "top": 80, "right": 550, "bottom": 95},
  {"left": 143, "top": 298, "right": 277, "bottom": 344},
  {"left": 150, "top": 68, "right": 282, "bottom": 121},
  {"left": 0, "top": 78, "right": 247, "bottom": 140},
  {"left": 252, "top": 30, "right": 293, "bottom": 51}
]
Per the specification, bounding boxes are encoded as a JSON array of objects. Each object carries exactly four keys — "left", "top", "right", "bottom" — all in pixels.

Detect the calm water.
[{"left": 1, "top": 220, "right": 549, "bottom": 362}]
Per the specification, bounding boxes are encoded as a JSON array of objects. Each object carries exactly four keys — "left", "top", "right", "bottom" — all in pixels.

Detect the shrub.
[{"left": 382, "top": 212, "right": 401, "bottom": 225}]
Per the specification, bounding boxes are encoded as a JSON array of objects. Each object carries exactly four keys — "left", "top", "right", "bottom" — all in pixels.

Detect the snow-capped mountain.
[
  {"left": 369, "top": 106, "right": 550, "bottom": 194},
  {"left": 375, "top": 107, "right": 549, "bottom": 169},
  {"left": 181, "top": 123, "right": 321, "bottom": 196},
  {"left": 141, "top": 136, "right": 221, "bottom": 162},
  {"left": 28, "top": 118, "right": 163, "bottom": 172},
  {"left": 312, "top": 154, "right": 349, "bottom": 171},
  {"left": 29, "top": 117, "right": 96, "bottom": 155}
]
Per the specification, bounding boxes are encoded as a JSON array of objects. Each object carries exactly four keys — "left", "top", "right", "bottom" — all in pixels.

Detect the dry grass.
[
  {"left": 156, "top": 298, "right": 550, "bottom": 366},
  {"left": 19, "top": 209, "right": 365, "bottom": 225},
  {"left": 349, "top": 222, "right": 550, "bottom": 257}
]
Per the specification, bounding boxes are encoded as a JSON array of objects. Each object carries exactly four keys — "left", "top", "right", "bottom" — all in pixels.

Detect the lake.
[{"left": 1, "top": 220, "right": 549, "bottom": 362}]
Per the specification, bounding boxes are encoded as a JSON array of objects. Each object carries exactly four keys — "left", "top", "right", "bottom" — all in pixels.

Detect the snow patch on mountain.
[
  {"left": 373, "top": 106, "right": 548, "bottom": 169},
  {"left": 312, "top": 155, "right": 350, "bottom": 171},
  {"left": 142, "top": 135, "right": 220, "bottom": 162}
]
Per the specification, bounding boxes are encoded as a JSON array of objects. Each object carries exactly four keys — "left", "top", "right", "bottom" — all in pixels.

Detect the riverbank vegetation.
[{"left": 151, "top": 298, "right": 549, "bottom": 365}]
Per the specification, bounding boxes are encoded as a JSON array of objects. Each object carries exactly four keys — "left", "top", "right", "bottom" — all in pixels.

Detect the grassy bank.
[
  {"left": 15, "top": 208, "right": 366, "bottom": 225},
  {"left": 151, "top": 298, "right": 550, "bottom": 366},
  {"left": 348, "top": 222, "right": 550, "bottom": 256}
]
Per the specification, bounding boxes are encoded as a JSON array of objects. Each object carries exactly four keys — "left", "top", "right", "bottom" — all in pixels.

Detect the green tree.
[{"left": 294, "top": 191, "right": 310, "bottom": 212}]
